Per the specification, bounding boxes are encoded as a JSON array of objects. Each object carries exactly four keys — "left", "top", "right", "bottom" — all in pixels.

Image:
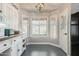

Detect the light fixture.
[{"left": 35, "top": 3, "right": 45, "bottom": 12}]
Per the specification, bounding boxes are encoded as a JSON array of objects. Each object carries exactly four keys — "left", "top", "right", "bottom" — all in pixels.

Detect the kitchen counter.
[
  {"left": 0, "top": 33, "right": 27, "bottom": 56},
  {"left": 0, "top": 36, "right": 15, "bottom": 42},
  {"left": 0, "top": 33, "right": 27, "bottom": 42}
]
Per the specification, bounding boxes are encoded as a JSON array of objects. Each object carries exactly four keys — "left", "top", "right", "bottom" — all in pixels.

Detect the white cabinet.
[
  {"left": 17, "top": 38, "right": 23, "bottom": 56},
  {"left": 11, "top": 37, "right": 21, "bottom": 56},
  {"left": 0, "top": 3, "right": 2, "bottom": 26},
  {"left": 2, "top": 4, "right": 19, "bottom": 30},
  {"left": 11, "top": 34, "right": 27, "bottom": 56},
  {"left": 0, "top": 4, "right": 2, "bottom": 14},
  {"left": 0, "top": 34, "right": 27, "bottom": 56},
  {"left": 18, "top": 34, "right": 27, "bottom": 56},
  {"left": 0, "top": 39, "right": 11, "bottom": 53},
  {"left": 0, "top": 4, "right": 1, "bottom": 10},
  {"left": 11, "top": 38, "right": 18, "bottom": 56}
]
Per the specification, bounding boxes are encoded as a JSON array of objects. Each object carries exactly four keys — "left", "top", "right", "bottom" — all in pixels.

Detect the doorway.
[{"left": 71, "top": 12, "right": 79, "bottom": 56}]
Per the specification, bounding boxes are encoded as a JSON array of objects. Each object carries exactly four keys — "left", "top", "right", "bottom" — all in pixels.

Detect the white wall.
[
  {"left": 59, "top": 6, "right": 71, "bottom": 55},
  {"left": 21, "top": 5, "right": 71, "bottom": 55},
  {"left": 21, "top": 12, "right": 59, "bottom": 45}
]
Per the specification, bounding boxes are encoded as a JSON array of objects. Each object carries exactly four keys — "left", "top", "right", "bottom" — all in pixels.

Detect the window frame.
[
  {"left": 22, "top": 15, "right": 29, "bottom": 36},
  {"left": 30, "top": 17, "right": 48, "bottom": 37}
]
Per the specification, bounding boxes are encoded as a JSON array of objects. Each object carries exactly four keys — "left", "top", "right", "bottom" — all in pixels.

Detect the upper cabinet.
[
  {"left": 0, "top": 3, "right": 6, "bottom": 28},
  {"left": 2, "top": 4, "right": 19, "bottom": 30},
  {"left": 0, "top": 3, "right": 2, "bottom": 22},
  {"left": 0, "top": 4, "right": 1, "bottom": 11}
]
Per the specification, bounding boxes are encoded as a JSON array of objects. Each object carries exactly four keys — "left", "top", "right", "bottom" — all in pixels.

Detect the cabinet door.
[
  {"left": 0, "top": 3, "right": 1, "bottom": 10},
  {"left": 11, "top": 39, "right": 18, "bottom": 56},
  {"left": 1, "top": 4, "right": 8, "bottom": 26},
  {"left": 2, "top": 4, "right": 12, "bottom": 28},
  {"left": 17, "top": 39, "right": 22, "bottom": 56},
  {"left": 6, "top": 5, "right": 11, "bottom": 28},
  {"left": 2, "top": 4, "right": 19, "bottom": 30},
  {"left": 13, "top": 8, "right": 19, "bottom": 30}
]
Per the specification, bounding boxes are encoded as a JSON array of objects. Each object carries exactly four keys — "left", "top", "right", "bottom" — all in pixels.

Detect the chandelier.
[{"left": 35, "top": 3, "right": 45, "bottom": 12}]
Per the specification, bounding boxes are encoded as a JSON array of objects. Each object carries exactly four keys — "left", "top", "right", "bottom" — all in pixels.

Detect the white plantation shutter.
[
  {"left": 50, "top": 17, "right": 58, "bottom": 40},
  {"left": 22, "top": 17, "right": 28, "bottom": 33},
  {"left": 31, "top": 18, "right": 47, "bottom": 36}
]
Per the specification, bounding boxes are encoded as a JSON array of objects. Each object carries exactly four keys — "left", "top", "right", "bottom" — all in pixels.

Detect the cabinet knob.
[
  {"left": 18, "top": 49, "right": 20, "bottom": 52},
  {"left": 64, "top": 33, "right": 67, "bottom": 35},
  {"left": 23, "top": 40, "right": 25, "bottom": 42},
  {"left": 14, "top": 40, "right": 16, "bottom": 41},
  {"left": 4, "top": 44, "right": 7, "bottom": 46}
]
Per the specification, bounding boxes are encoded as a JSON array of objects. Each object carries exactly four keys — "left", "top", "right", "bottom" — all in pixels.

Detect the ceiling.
[
  {"left": 19, "top": 3, "right": 68, "bottom": 13},
  {"left": 19, "top": 3, "right": 79, "bottom": 14},
  {"left": 71, "top": 3, "right": 79, "bottom": 14}
]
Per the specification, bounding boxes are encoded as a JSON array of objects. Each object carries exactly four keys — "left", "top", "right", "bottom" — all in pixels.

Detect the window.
[
  {"left": 31, "top": 19, "right": 47, "bottom": 36},
  {"left": 22, "top": 17, "right": 28, "bottom": 34},
  {"left": 50, "top": 17, "right": 58, "bottom": 39}
]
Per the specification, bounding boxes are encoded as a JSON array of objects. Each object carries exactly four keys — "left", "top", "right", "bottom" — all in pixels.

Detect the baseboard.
[{"left": 27, "top": 42, "right": 60, "bottom": 48}]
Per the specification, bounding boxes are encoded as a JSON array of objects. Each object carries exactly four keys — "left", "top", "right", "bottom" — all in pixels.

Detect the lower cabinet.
[
  {"left": 0, "top": 40, "right": 11, "bottom": 55},
  {"left": 11, "top": 40, "right": 18, "bottom": 56},
  {"left": 17, "top": 39, "right": 23, "bottom": 56},
  {"left": 11, "top": 35, "right": 27, "bottom": 56},
  {"left": 0, "top": 34, "right": 27, "bottom": 56}
]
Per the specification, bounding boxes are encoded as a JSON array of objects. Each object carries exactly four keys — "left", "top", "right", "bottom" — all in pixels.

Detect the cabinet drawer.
[
  {"left": 21, "top": 34, "right": 27, "bottom": 39},
  {"left": 0, "top": 40, "right": 11, "bottom": 53}
]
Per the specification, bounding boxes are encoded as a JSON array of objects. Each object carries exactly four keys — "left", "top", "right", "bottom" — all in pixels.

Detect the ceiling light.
[{"left": 35, "top": 3, "right": 45, "bottom": 12}]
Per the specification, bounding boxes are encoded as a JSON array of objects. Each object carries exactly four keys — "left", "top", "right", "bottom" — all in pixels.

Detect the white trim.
[
  {"left": 27, "top": 42, "right": 60, "bottom": 47},
  {"left": 30, "top": 16, "right": 49, "bottom": 37}
]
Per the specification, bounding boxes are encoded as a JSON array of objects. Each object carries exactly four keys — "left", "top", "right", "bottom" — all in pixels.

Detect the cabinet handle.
[
  {"left": 4, "top": 44, "right": 7, "bottom": 46},
  {"left": 18, "top": 49, "right": 20, "bottom": 52},
  {"left": 23, "top": 44, "right": 25, "bottom": 47},
  {"left": 64, "top": 33, "right": 67, "bottom": 35},
  {"left": 14, "top": 40, "right": 16, "bottom": 41},
  {"left": 23, "top": 40, "right": 25, "bottom": 42}
]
